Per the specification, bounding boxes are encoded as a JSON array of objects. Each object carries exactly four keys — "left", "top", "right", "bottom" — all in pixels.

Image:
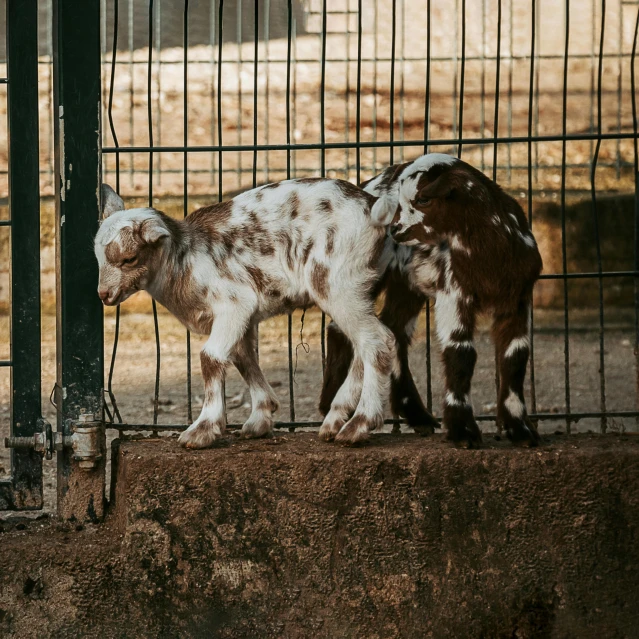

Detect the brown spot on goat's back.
[
  {"left": 187, "top": 200, "right": 233, "bottom": 231},
  {"left": 334, "top": 180, "right": 377, "bottom": 207},
  {"left": 302, "top": 239, "right": 315, "bottom": 264},
  {"left": 325, "top": 226, "right": 336, "bottom": 255},
  {"left": 286, "top": 192, "right": 300, "bottom": 219},
  {"left": 262, "top": 182, "right": 281, "bottom": 190},
  {"left": 317, "top": 199, "right": 333, "bottom": 214},
  {"left": 311, "top": 261, "right": 330, "bottom": 298},
  {"left": 295, "top": 177, "right": 326, "bottom": 184}
]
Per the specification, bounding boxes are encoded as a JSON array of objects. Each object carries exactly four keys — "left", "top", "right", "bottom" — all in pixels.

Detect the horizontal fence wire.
[{"left": 99, "top": 0, "right": 639, "bottom": 437}]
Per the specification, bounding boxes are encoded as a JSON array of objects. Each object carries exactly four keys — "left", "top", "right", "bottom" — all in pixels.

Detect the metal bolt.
[{"left": 4, "top": 436, "right": 35, "bottom": 449}]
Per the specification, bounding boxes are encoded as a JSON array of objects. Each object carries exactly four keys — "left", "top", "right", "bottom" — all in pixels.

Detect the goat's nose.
[
  {"left": 390, "top": 223, "right": 402, "bottom": 237},
  {"left": 98, "top": 288, "right": 109, "bottom": 302}
]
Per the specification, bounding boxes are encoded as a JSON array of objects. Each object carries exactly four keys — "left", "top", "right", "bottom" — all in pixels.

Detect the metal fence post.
[
  {"left": 53, "top": 0, "right": 106, "bottom": 521},
  {"left": 0, "top": 0, "right": 43, "bottom": 511}
]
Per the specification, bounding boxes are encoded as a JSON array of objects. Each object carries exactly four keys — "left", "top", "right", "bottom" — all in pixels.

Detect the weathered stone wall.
[{"left": 1, "top": 433, "right": 638, "bottom": 638}]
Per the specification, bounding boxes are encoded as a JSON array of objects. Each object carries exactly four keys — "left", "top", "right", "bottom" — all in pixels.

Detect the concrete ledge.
[{"left": 2, "top": 433, "right": 639, "bottom": 638}]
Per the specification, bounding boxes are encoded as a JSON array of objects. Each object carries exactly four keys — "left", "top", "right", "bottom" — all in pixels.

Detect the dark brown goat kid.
[{"left": 320, "top": 153, "right": 543, "bottom": 447}]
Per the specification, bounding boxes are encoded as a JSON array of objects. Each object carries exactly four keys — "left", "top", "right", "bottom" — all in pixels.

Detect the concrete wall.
[{"left": 1, "top": 433, "right": 638, "bottom": 637}]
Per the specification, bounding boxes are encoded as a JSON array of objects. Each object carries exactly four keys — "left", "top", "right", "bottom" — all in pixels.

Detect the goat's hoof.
[
  {"left": 335, "top": 414, "right": 380, "bottom": 446},
  {"left": 506, "top": 418, "right": 540, "bottom": 447},
  {"left": 412, "top": 418, "right": 438, "bottom": 437},
  {"left": 178, "top": 419, "right": 225, "bottom": 449},
  {"left": 445, "top": 420, "right": 483, "bottom": 449},
  {"left": 400, "top": 402, "right": 439, "bottom": 436},
  {"left": 319, "top": 410, "right": 348, "bottom": 442},
  {"left": 240, "top": 413, "right": 274, "bottom": 439}
]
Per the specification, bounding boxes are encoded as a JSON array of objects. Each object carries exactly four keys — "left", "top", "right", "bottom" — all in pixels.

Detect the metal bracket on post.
[
  {"left": 4, "top": 415, "right": 104, "bottom": 472},
  {"left": 61, "top": 414, "right": 104, "bottom": 471}
]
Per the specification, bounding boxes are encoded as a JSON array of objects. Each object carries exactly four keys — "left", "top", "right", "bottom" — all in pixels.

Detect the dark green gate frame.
[
  {"left": 0, "top": 0, "right": 44, "bottom": 511},
  {"left": 53, "top": 0, "right": 106, "bottom": 521}
]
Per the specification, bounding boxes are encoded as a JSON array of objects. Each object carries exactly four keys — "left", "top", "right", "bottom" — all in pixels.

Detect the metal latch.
[{"left": 4, "top": 413, "right": 103, "bottom": 470}]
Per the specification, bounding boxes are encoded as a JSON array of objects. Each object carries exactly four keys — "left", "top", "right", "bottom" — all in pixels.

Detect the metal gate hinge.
[{"left": 4, "top": 413, "right": 103, "bottom": 470}]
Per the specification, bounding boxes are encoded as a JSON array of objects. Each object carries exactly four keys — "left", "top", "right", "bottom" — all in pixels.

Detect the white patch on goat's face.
[
  {"left": 395, "top": 174, "right": 424, "bottom": 231},
  {"left": 94, "top": 208, "right": 164, "bottom": 305},
  {"left": 391, "top": 154, "right": 459, "bottom": 238},
  {"left": 399, "top": 153, "right": 457, "bottom": 182}
]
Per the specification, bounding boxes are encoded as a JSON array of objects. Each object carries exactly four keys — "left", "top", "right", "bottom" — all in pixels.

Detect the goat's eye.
[
  {"left": 121, "top": 256, "right": 137, "bottom": 266},
  {"left": 416, "top": 196, "right": 431, "bottom": 206}
]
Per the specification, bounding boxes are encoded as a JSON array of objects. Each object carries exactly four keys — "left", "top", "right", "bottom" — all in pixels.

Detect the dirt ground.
[{"left": 1, "top": 306, "right": 637, "bottom": 514}]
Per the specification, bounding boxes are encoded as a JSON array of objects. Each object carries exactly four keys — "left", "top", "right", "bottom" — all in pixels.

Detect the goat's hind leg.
[
  {"left": 435, "top": 290, "right": 482, "bottom": 448},
  {"left": 318, "top": 321, "right": 353, "bottom": 418},
  {"left": 492, "top": 299, "right": 540, "bottom": 447},
  {"left": 380, "top": 271, "right": 438, "bottom": 435},
  {"left": 232, "top": 323, "right": 280, "bottom": 439},
  {"left": 319, "top": 353, "right": 364, "bottom": 441},
  {"left": 325, "top": 305, "right": 396, "bottom": 446}
]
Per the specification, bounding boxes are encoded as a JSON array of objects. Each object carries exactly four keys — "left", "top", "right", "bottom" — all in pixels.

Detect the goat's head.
[
  {"left": 94, "top": 184, "right": 169, "bottom": 306},
  {"left": 371, "top": 153, "right": 481, "bottom": 245}
]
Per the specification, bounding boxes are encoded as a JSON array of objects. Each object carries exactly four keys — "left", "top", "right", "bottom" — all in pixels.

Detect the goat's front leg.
[
  {"left": 178, "top": 307, "right": 253, "bottom": 449},
  {"left": 231, "top": 323, "right": 280, "bottom": 439},
  {"left": 492, "top": 299, "right": 540, "bottom": 447},
  {"left": 435, "top": 288, "right": 482, "bottom": 447}
]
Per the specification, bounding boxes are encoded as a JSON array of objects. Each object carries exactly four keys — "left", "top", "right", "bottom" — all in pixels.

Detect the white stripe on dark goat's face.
[{"left": 393, "top": 153, "right": 458, "bottom": 242}]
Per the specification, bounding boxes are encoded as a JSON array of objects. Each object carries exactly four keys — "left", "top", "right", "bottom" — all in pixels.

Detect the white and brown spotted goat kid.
[
  {"left": 95, "top": 180, "right": 396, "bottom": 448},
  {"left": 321, "top": 154, "right": 543, "bottom": 447},
  {"left": 374, "top": 153, "right": 543, "bottom": 446}
]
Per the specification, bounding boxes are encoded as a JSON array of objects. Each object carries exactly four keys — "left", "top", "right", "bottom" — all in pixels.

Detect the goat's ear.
[
  {"left": 370, "top": 194, "right": 397, "bottom": 226},
  {"left": 139, "top": 217, "right": 169, "bottom": 245},
  {"left": 418, "top": 173, "right": 457, "bottom": 201},
  {"left": 101, "top": 184, "right": 125, "bottom": 218}
]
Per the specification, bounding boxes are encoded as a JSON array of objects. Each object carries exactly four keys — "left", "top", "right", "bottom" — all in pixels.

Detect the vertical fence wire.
[
  {"left": 457, "top": 0, "right": 465, "bottom": 159},
  {"left": 389, "top": 0, "right": 396, "bottom": 165},
  {"left": 146, "top": 0, "right": 161, "bottom": 431},
  {"left": 106, "top": 0, "right": 122, "bottom": 426},
  {"left": 492, "top": 0, "right": 503, "bottom": 422},
  {"left": 591, "top": 0, "right": 607, "bottom": 432},
  {"left": 632, "top": 5, "right": 639, "bottom": 427},
  {"left": 286, "top": 0, "right": 295, "bottom": 424},
  {"left": 320, "top": 0, "right": 327, "bottom": 375},
  {"left": 561, "top": 0, "right": 572, "bottom": 432},
  {"left": 184, "top": 0, "right": 192, "bottom": 423},
  {"left": 423, "top": 0, "right": 433, "bottom": 414},
  {"left": 527, "top": 0, "right": 538, "bottom": 416}
]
